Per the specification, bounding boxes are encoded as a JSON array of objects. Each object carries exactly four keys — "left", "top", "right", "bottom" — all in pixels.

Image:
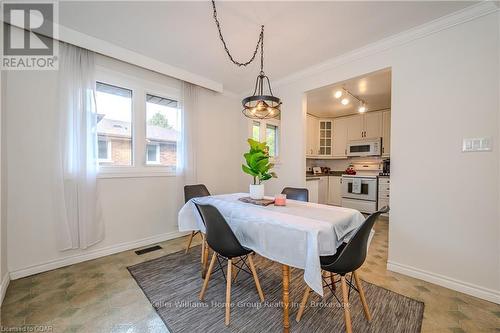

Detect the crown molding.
[
  {"left": 1, "top": 14, "right": 224, "bottom": 93},
  {"left": 273, "top": 1, "right": 499, "bottom": 89}
]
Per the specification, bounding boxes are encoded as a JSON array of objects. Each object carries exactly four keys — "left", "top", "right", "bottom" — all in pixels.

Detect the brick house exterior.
[{"left": 97, "top": 118, "right": 177, "bottom": 167}]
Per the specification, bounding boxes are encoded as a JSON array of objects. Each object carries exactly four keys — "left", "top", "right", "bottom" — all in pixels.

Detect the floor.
[{"left": 1, "top": 220, "right": 499, "bottom": 333}]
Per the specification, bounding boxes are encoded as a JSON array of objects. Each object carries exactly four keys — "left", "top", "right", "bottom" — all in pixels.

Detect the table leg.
[{"left": 282, "top": 264, "right": 290, "bottom": 333}]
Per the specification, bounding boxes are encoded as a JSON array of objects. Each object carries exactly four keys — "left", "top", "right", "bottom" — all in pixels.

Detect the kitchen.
[{"left": 305, "top": 68, "right": 391, "bottom": 215}]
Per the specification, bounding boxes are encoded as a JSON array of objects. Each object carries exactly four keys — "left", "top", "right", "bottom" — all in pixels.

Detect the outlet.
[{"left": 462, "top": 137, "right": 492, "bottom": 152}]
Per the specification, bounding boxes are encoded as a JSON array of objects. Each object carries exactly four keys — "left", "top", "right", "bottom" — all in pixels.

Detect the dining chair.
[
  {"left": 195, "top": 203, "right": 265, "bottom": 326},
  {"left": 183, "top": 184, "right": 211, "bottom": 254},
  {"left": 281, "top": 187, "right": 309, "bottom": 202},
  {"left": 296, "top": 206, "right": 390, "bottom": 333}
]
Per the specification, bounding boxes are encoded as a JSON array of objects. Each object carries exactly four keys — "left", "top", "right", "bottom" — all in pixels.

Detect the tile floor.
[{"left": 1, "top": 219, "right": 499, "bottom": 332}]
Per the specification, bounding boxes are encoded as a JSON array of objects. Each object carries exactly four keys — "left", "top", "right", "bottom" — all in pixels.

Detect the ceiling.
[
  {"left": 307, "top": 68, "right": 391, "bottom": 118},
  {"left": 59, "top": 1, "right": 474, "bottom": 94}
]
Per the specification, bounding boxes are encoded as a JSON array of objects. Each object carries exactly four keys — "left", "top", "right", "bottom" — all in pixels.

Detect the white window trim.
[
  {"left": 95, "top": 65, "right": 181, "bottom": 178},
  {"left": 98, "top": 139, "right": 113, "bottom": 163},
  {"left": 248, "top": 118, "right": 281, "bottom": 163}
]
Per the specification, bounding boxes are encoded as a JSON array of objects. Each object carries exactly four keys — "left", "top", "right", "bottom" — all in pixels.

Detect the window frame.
[
  {"left": 95, "top": 66, "right": 181, "bottom": 178},
  {"left": 97, "top": 138, "right": 112, "bottom": 163},
  {"left": 248, "top": 118, "right": 280, "bottom": 163},
  {"left": 146, "top": 143, "right": 161, "bottom": 165}
]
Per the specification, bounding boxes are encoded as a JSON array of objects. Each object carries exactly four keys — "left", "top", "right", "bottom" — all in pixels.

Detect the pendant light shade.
[{"left": 242, "top": 72, "right": 282, "bottom": 119}]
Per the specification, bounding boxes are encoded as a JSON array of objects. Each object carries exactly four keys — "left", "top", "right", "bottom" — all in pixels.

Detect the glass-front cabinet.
[{"left": 319, "top": 120, "right": 332, "bottom": 156}]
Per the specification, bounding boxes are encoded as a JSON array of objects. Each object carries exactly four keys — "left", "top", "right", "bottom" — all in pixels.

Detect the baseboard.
[
  {"left": 387, "top": 261, "right": 500, "bottom": 304},
  {"left": 0, "top": 272, "right": 10, "bottom": 306},
  {"left": 9, "top": 231, "right": 189, "bottom": 280}
]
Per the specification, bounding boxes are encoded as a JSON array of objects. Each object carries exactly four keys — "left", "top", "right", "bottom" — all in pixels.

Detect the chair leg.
[
  {"left": 200, "top": 233, "right": 205, "bottom": 263},
  {"left": 225, "top": 259, "right": 232, "bottom": 326},
  {"left": 295, "top": 286, "right": 311, "bottom": 322},
  {"left": 185, "top": 231, "right": 196, "bottom": 254},
  {"left": 341, "top": 275, "right": 353, "bottom": 333},
  {"left": 247, "top": 255, "right": 265, "bottom": 302},
  {"left": 199, "top": 253, "right": 217, "bottom": 301},
  {"left": 330, "top": 272, "right": 336, "bottom": 291},
  {"left": 353, "top": 271, "right": 372, "bottom": 322},
  {"left": 201, "top": 239, "right": 209, "bottom": 278}
]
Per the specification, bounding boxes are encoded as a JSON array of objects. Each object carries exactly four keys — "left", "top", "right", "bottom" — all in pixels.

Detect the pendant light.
[{"left": 211, "top": 0, "right": 281, "bottom": 119}]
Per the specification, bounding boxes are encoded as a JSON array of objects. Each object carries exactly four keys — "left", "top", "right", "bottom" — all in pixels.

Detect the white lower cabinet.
[
  {"left": 378, "top": 177, "right": 390, "bottom": 216},
  {"left": 305, "top": 178, "right": 319, "bottom": 203},
  {"left": 327, "top": 176, "right": 342, "bottom": 206},
  {"left": 318, "top": 176, "right": 329, "bottom": 204}
]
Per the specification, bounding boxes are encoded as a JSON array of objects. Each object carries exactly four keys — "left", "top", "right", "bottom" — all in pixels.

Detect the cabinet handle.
[{"left": 382, "top": 147, "right": 385, "bottom": 153}]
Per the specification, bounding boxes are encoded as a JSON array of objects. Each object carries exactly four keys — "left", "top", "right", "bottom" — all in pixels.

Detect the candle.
[{"left": 275, "top": 194, "right": 286, "bottom": 206}]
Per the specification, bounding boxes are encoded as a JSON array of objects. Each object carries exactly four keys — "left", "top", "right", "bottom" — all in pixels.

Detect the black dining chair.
[
  {"left": 183, "top": 184, "right": 211, "bottom": 254},
  {"left": 195, "top": 203, "right": 265, "bottom": 326},
  {"left": 296, "top": 206, "right": 390, "bottom": 333},
  {"left": 281, "top": 187, "right": 309, "bottom": 202}
]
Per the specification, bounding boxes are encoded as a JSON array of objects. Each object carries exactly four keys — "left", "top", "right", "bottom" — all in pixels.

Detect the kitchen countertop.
[{"left": 306, "top": 171, "right": 344, "bottom": 178}]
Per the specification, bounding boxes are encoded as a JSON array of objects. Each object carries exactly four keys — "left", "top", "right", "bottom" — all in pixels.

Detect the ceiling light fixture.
[
  {"left": 358, "top": 102, "right": 367, "bottom": 113},
  {"left": 334, "top": 90, "right": 343, "bottom": 99},
  {"left": 337, "top": 87, "right": 368, "bottom": 112},
  {"left": 211, "top": 0, "right": 281, "bottom": 120},
  {"left": 341, "top": 98, "right": 350, "bottom": 105}
]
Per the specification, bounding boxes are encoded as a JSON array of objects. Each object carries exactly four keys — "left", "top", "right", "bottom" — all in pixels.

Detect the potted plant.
[{"left": 242, "top": 138, "right": 277, "bottom": 199}]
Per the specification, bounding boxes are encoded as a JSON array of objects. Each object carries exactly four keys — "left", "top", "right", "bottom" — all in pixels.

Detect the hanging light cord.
[{"left": 211, "top": 0, "right": 264, "bottom": 72}]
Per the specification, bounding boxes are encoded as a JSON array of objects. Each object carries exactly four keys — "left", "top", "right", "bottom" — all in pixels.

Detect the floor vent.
[{"left": 135, "top": 245, "right": 162, "bottom": 255}]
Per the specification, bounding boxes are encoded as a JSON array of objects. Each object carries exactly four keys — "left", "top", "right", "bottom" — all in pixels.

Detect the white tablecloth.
[{"left": 178, "top": 193, "right": 365, "bottom": 296}]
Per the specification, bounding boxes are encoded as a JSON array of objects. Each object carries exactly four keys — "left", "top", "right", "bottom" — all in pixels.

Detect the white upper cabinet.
[
  {"left": 318, "top": 120, "right": 333, "bottom": 156},
  {"left": 346, "top": 115, "right": 364, "bottom": 141},
  {"left": 332, "top": 117, "right": 348, "bottom": 157},
  {"left": 306, "top": 114, "right": 319, "bottom": 156},
  {"left": 363, "top": 111, "right": 383, "bottom": 139},
  {"left": 382, "top": 110, "right": 391, "bottom": 156}
]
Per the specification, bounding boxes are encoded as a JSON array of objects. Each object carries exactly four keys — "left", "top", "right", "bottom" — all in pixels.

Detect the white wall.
[
  {"left": 4, "top": 56, "right": 245, "bottom": 278},
  {"left": 0, "top": 68, "right": 9, "bottom": 302},
  {"left": 267, "top": 9, "right": 500, "bottom": 302}
]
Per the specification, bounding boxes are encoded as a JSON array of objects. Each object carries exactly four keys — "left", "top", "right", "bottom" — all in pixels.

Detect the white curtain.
[
  {"left": 176, "top": 82, "right": 199, "bottom": 207},
  {"left": 54, "top": 42, "right": 104, "bottom": 250}
]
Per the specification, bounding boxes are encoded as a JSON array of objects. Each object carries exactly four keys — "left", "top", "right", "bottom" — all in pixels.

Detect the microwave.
[{"left": 347, "top": 138, "right": 382, "bottom": 157}]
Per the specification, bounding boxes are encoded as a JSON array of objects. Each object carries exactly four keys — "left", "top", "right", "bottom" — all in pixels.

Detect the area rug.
[{"left": 128, "top": 246, "right": 424, "bottom": 332}]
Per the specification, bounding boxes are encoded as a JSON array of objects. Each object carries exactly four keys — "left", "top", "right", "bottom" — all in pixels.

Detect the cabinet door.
[
  {"left": 327, "top": 176, "right": 342, "bottom": 206},
  {"left": 319, "top": 120, "right": 332, "bottom": 156},
  {"left": 347, "top": 115, "right": 363, "bottom": 141},
  {"left": 364, "top": 111, "right": 383, "bottom": 139},
  {"left": 333, "top": 117, "right": 348, "bottom": 157},
  {"left": 306, "top": 115, "right": 316, "bottom": 155},
  {"left": 318, "top": 176, "right": 328, "bottom": 204},
  {"left": 382, "top": 111, "right": 391, "bottom": 156},
  {"left": 305, "top": 179, "right": 319, "bottom": 203}
]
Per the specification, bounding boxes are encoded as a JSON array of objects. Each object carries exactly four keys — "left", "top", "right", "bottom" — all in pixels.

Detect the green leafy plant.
[{"left": 242, "top": 138, "right": 277, "bottom": 185}]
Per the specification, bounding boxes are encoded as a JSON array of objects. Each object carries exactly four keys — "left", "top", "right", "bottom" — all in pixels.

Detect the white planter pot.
[{"left": 249, "top": 184, "right": 265, "bottom": 200}]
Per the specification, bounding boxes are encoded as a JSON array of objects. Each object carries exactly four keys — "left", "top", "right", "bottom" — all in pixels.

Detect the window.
[
  {"left": 146, "top": 94, "right": 180, "bottom": 168},
  {"left": 250, "top": 120, "right": 280, "bottom": 159},
  {"left": 252, "top": 121, "right": 260, "bottom": 141},
  {"left": 96, "top": 82, "right": 133, "bottom": 166},
  {"left": 266, "top": 124, "right": 278, "bottom": 157},
  {"left": 146, "top": 143, "right": 160, "bottom": 164},
  {"left": 98, "top": 138, "right": 112, "bottom": 163}
]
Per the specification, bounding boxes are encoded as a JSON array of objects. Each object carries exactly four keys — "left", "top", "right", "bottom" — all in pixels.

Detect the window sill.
[{"left": 97, "top": 168, "right": 176, "bottom": 179}]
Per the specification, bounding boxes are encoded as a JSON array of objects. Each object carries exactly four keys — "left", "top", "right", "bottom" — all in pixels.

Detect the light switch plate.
[{"left": 462, "top": 137, "right": 492, "bottom": 152}]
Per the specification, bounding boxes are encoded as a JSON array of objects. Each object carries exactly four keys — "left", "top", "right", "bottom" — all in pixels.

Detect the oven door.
[{"left": 341, "top": 177, "right": 377, "bottom": 201}]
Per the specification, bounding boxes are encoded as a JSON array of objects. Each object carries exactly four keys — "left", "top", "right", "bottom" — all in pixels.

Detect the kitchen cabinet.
[
  {"left": 346, "top": 115, "right": 363, "bottom": 141},
  {"left": 378, "top": 177, "right": 390, "bottom": 216},
  {"left": 327, "top": 176, "right": 342, "bottom": 206},
  {"left": 306, "top": 114, "right": 319, "bottom": 156},
  {"left": 382, "top": 111, "right": 391, "bottom": 156},
  {"left": 318, "top": 176, "right": 328, "bottom": 204},
  {"left": 305, "top": 177, "right": 319, "bottom": 203},
  {"left": 332, "top": 117, "right": 348, "bottom": 157},
  {"left": 318, "top": 120, "right": 333, "bottom": 156},
  {"left": 364, "top": 111, "right": 383, "bottom": 139}
]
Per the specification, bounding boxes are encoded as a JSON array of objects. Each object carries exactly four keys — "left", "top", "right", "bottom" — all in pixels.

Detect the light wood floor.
[{"left": 1, "top": 219, "right": 499, "bottom": 332}]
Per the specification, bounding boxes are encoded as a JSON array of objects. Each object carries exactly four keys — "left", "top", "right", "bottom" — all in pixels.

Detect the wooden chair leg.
[
  {"left": 185, "top": 231, "right": 196, "bottom": 254},
  {"left": 247, "top": 255, "right": 265, "bottom": 302},
  {"left": 200, "top": 233, "right": 205, "bottom": 263},
  {"left": 353, "top": 271, "right": 372, "bottom": 322},
  {"left": 330, "top": 272, "right": 336, "bottom": 291},
  {"left": 199, "top": 253, "right": 217, "bottom": 301},
  {"left": 225, "top": 259, "right": 232, "bottom": 326},
  {"left": 341, "top": 275, "right": 353, "bottom": 333},
  {"left": 295, "top": 286, "right": 311, "bottom": 322},
  {"left": 201, "top": 239, "right": 209, "bottom": 278}
]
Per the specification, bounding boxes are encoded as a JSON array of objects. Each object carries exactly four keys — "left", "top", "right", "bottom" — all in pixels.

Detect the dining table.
[{"left": 178, "top": 192, "right": 365, "bottom": 332}]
